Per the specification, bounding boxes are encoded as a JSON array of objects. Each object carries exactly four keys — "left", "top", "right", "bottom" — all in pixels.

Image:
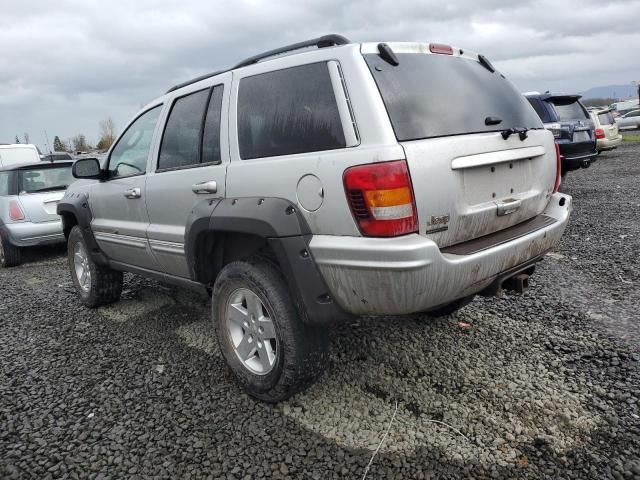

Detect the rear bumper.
[
  {"left": 1, "top": 220, "right": 65, "bottom": 247},
  {"left": 597, "top": 136, "right": 622, "bottom": 151},
  {"left": 558, "top": 141, "right": 597, "bottom": 172},
  {"left": 309, "top": 193, "right": 572, "bottom": 316},
  {"left": 561, "top": 152, "right": 596, "bottom": 172}
]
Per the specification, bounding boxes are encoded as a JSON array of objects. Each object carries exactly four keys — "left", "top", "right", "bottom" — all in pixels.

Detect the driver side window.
[{"left": 108, "top": 106, "right": 162, "bottom": 178}]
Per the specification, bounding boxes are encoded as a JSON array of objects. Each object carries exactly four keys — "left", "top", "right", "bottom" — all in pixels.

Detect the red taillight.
[
  {"left": 429, "top": 43, "right": 454, "bottom": 55},
  {"left": 553, "top": 143, "right": 562, "bottom": 194},
  {"left": 595, "top": 128, "right": 605, "bottom": 139},
  {"left": 9, "top": 200, "right": 25, "bottom": 221},
  {"left": 343, "top": 160, "right": 418, "bottom": 237}
]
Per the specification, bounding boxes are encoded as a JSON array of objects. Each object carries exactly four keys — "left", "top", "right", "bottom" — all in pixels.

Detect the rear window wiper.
[{"left": 501, "top": 127, "right": 529, "bottom": 141}]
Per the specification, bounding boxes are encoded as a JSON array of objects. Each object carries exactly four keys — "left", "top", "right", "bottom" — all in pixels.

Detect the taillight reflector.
[
  {"left": 9, "top": 200, "right": 25, "bottom": 221},
  {"left": 553, "top": 142, "right": 562, "bottom": 194},
  {"left": 595, "top": 128, "right": 605, "bottom": 139},
  {"left": 429, "top": 43, "right": 454, "bottom": 55},
  {"left": 343, "top": 160, "right": 418, "bottom": 237}
]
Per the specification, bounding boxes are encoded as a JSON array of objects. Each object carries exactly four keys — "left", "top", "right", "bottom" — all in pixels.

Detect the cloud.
[{"left": 1, "top": 0, "right": 639, "bottom": 150}]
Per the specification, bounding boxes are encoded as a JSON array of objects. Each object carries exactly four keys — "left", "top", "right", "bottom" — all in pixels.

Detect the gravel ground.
[{"left": 1, "top": 144, "right": 640, "bottom": 479}]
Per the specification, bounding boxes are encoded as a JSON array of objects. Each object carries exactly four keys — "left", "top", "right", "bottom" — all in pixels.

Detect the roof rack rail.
[
  {"left": 165, "top": 34, "right": 350, "bottom": 94},
  {"left": 233, "top": 34, "right": 351, "bottom": 69}
]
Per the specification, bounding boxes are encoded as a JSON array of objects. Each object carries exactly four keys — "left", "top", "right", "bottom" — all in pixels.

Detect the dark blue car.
[{"left": 525, "top": 93, "right": 597, "bottom": 175}]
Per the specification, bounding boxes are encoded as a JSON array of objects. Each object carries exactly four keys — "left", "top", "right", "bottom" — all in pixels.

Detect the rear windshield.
[
  {"left": 550, "top": 99, "right": 589, "bottom": 121},
  {"left": 18, "top": 166, "right": 74, "bottom": 194},
  {"left": 0, "top": 147, "right": 40, "bottom": 167},
  {"left": 597, "top": 111, "right": 615, "bottom": 125},
  {"left": 364, "top": 53, "right": 542, "bottom": 141}
]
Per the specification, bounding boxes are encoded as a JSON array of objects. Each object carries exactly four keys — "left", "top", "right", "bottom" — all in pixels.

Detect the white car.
[
  {"left": 590, "top": 108, "right": 622, "bottom": 152},
  {"left": 615, "top": 109, "right": 640, "bottom": 130},
  {"left": 0, "top": 144, "right": 41, "bottom": 168}
]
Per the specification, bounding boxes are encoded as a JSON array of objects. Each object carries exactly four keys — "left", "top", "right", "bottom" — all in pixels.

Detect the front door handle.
[
  {"left": 123, "top": 187, "right": 142, "bottom": 199},
  {"left": 192, "top": 180, "right": 217, "bottom": 194}
]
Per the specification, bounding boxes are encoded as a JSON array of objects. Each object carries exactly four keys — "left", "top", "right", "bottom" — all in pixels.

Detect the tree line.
[{"left": 15, "top": 117, "right": 117, "bottom": 153}]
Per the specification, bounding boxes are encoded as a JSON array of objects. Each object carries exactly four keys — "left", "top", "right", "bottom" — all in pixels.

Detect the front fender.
[{"left": 57, "top": 191, "right": 109, "bottom": 266}]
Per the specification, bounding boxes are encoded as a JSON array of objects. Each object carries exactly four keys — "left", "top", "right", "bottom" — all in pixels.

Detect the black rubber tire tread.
[
  {"left": 0, "top": 230, "right": 21, "bottom": 268},
  {"left": 67, "top": 226, "right": 123, "bottom": 308},
  {"left": 212, "top": 256, "right": 329, "bottom": 402},
  {"left": 426, "top": 295, "right": 475, "bottom": 318}
]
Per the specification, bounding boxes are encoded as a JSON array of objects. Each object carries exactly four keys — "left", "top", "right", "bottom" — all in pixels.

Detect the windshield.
[
  {"left": 18, "top": 166, "right": 74, "bottom": 193},
  {"left": 551, "top": 99, "right": 589, "bottom": 121},
  {"left": 364, "top": 53, "right": 543, "bottom": 141},
  {"left": 0, "top": 147, "right": 40, "bottom": 167},
  {"left": 598, "top": 111, "right": 615, "bottom": 125}
]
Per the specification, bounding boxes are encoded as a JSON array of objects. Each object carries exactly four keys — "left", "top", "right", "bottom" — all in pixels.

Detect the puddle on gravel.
[
  {"left": 100, "top": 289, "right": 175, "bottom": 323},
  {"left": 277, "top": 312, "right": 601, "bottom": 467}
]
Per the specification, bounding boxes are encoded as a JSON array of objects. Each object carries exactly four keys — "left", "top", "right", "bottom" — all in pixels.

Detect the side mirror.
[{"left": 72, "top": 157, "right": 103, "bottom": 179}]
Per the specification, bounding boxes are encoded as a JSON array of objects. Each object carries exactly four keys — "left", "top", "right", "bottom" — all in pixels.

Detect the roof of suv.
[
  {"left": 164, "top": 34, "right": 489, "bottom": 96},
  {"left": 166, "top": 34, "right": 350, "bottom": 93}
]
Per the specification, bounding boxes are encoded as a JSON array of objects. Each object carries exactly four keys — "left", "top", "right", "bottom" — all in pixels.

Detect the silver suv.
[{"left": 60, "top": 35, "right": 572, "bottom": 401}]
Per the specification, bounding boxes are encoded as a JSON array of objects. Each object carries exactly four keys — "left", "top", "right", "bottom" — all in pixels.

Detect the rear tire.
[
  {"left": 425, "top": 295, "right": 475, "bottom": 318},
  {"left": 0, "top": 230, "right": 21, "bottom": 268},
  {"left": 67, "top": 226, "right": 123, "bottom": 307},
  {"left": 213, "top": 257, "right": 328, "bottom": 402}
]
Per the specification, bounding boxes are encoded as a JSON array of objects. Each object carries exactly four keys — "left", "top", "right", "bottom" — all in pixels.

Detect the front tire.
[
  {"left": 0, "top": 230, "right": 21, "bottom": 268},
  {"left": 67, "top": 226, "right": 123, "bottom": 307},
  {"left": 213, "top": 257, "right": 328, "bottom": 402}
]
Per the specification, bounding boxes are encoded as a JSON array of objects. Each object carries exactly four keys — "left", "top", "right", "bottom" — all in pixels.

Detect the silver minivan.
[{"left": 61, "top": 35, "right": 572, "bottom": 401}]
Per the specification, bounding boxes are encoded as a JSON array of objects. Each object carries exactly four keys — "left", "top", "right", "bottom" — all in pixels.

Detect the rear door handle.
[
  {"left": 192, "top": 180, "right": 217, "bottom": 194},
  {"left": 123, "top": 187, "right": 141, "bottom": 199},
  {"left": 496, "top": 198, "right": 521, "bottom": 216}
]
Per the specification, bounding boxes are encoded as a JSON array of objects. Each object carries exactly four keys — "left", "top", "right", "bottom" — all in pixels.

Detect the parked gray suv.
[{"left": 59, "top": 35, "right": 572, "bottom": 401}]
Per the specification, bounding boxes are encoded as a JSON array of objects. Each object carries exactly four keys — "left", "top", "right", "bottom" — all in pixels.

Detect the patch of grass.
[{"left": 622, "top": 134, "right": 640, "bottom": 143}]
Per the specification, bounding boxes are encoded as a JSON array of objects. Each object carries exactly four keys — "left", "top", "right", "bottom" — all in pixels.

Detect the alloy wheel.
[{"left": 225, "top": 288, "right": 278, "bottom": 375}]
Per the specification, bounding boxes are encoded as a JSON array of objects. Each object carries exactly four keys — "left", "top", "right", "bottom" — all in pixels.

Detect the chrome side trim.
[
  {"left": 148, "top": 239, "right": 185, "bottom": 256},
  {"left": 94, "top": 232, "right": 147, "bottom": 249}
]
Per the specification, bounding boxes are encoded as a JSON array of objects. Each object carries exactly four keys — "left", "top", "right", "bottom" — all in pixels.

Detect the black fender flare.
[
  {"left": 57, "top": 191, "right": 109, "bottom": 266},
  {"left": 185, "top": 197, "right": 350, "bottom": 325}
]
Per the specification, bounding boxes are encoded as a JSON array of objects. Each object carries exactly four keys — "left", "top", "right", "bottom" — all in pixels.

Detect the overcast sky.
[{"left": 1, "top": 0, "right": 639, "bottom": 152}]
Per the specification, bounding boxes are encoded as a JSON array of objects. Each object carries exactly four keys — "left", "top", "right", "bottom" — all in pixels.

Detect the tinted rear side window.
[
  {"left": 526, "top": 98, "right": 553, "bottom": 123},
  {"left": 364, "top": 53, "right": 542, "bottom": 141},
  {"left": 551, "top": 100, "right": 589, "bottom": 121},
  {"left": 598, "top": 111, "right": 615, "bottom": 125},
  {"left": 237, "top": 62, "right": 346, "bottom": 159},
  {"left": 159, "top": 89, "right": 209, "bottom": 170}
]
